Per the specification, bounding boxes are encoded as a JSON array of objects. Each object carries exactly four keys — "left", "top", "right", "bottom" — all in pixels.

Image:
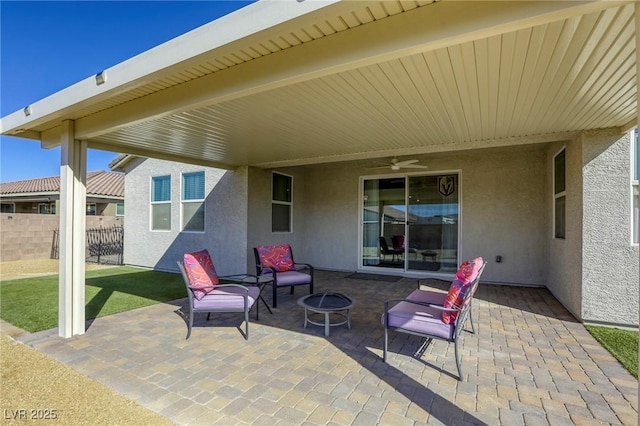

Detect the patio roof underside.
[{"left": 3, "top": 0, "right": 637, "bottom": 170}]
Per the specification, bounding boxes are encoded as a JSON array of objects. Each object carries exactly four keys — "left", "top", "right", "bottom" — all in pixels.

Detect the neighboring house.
[
  {"left": 1, "top": 1, "right": 638, "bottom": 336},
  {"left": 0, "top": 171, "right": 125, "bottom": 217}
]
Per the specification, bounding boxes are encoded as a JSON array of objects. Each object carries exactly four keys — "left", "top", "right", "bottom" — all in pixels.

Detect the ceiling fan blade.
[
  {"left": 367, "top": 158, "right": 426, "bottom": 170},
  {"left": 395, "top": 159, "right": 419, "bottom": 167}
]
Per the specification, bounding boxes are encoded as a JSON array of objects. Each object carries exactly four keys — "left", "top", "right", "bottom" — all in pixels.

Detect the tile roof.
[{"left": 0, "top": 171, "right": 124, "bottom": 198}]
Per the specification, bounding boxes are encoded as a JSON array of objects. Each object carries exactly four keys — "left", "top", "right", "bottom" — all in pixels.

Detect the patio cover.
[{"left": 0, "top": 0, "right": 637, "bottom": 337}]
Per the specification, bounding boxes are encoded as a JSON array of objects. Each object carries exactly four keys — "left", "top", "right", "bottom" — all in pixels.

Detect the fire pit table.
[{"left": 297, "top": 292, "right": 355, "bottom": 337}]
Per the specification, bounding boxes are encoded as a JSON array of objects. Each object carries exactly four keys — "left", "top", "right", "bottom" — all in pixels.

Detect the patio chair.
[
  {"left": 391, "top": 235, "right": 405, "bottom": 252},
  {"left": 382, "top": 257, "right": 486, "bottom": 380},
  {"left": 177, "top": 249, "right": 271, "bottom": 340},
  {"left": 254, "top": 243, "right": 313, "bottom": 308},
  {"left": 380, "top": 236, "right": 403, "bottom": 262}
]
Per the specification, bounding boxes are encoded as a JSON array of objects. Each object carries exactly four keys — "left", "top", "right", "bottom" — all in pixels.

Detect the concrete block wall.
[{"left": 0, "top": 213, "right": 123, "bottom": 261}]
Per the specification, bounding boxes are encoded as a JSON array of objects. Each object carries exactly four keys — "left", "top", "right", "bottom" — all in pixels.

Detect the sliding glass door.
[
  {"left": 362, "top": 178, "right": 406, "bottom": 269},
  {"left": 406, "top": 174, "right": 459, "bottom": 272},
  {"left": 361, "top": 173, "right": 459, "bottom": 273}
]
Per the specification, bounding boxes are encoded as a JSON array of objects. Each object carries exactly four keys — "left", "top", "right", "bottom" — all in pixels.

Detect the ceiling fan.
[{"left": 368, "top": 158, "right": 428, "bottom": 171}]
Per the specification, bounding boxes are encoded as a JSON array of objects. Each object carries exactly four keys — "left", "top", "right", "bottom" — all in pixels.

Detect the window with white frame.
[
  {"left": 0, "top": 203, "right": 14, "bottom": 213},
  {"left": 38, "top": 203, "right": 52, "bottom": 214},
  {"left": 181, "top": 171, "right": 205, "bottom": 232},
  {"left": 554, "top": 148, "right": 566, "bottom": 239},
  {"left": 272, "top": 172, "right": 292, "bottom": 232},
  {"left": 632, "top": 129, "right": 638, "bottom": 244},
  {"left": 116, "top": 202, "right": 125, "bottom": 217},
  {"left": 86, "top": 203, "right": 97, "bottom": 215},
  {"left": 151, "top": 175, "right": 171, "bottom": 231}
]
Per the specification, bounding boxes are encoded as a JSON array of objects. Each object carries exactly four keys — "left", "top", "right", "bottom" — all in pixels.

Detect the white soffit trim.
[
  {"left": 1, "top": 0, "right": 631, "bottom": 143},
  {"left": 74, "top": 0, "right": 630, "bottom": 140},
  {"left": 0, "top": 0, "right": 340, "bottom": 135}
]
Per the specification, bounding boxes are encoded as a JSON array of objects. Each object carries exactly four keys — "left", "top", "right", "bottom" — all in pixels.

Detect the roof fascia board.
[
  {"left": 73, "top": 0, "right": 626, "bottom": 141},
  {"left": 108, "top": 154, "right": 138, "bottom": 171},
  {"left": 0, "top": 198, "right": 58, "bottom": 203},
  {"left": 1, "top": 194, "right": 121, "bottom": 200},
  {"left": 4, "top": 130, "right": 40, "bottom": 141},
  {"left": 86, "top": 197, "right": 124, "bottom": 202},
  {"left": 87, "top": 141, "right": 237, "bottom": 170},
  {"left": 0, "top": 192, "right": 58, "bottom": 198},
  {"left": 0, "top": 0, "right": 341, "bottom": 135}
]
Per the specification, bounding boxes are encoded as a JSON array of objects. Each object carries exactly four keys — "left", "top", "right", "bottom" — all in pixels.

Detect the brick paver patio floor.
[{"left": 14, "top": 270, "right": 639, "bottom": 425}]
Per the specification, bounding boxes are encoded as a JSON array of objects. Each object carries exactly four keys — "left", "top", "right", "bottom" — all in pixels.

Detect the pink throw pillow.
[
  {"left": 183, "top": 250, "right": 220, "bottom": 300},
  {"left": 455, "top": 257, "right": 484, "bottom": 285},
  {"left": 256, "top": 244, "right": 295, "bottom": 272},
  {"left": 442, "top": 279, "right": 469, "bottom": 324}
]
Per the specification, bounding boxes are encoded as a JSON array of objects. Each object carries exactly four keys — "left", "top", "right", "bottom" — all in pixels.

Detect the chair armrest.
[
  {"left": 261, "top": 266, "right": 278, "bottom": 275},
  {"left": 294, "top": 263, "right": 313, "bottom": 271},
  {"left": 214, "top": 283, "right": 250, "bottom": 294},
  {"left": 220, "top": 274, "right": 258, "bottom": 283},
  {"left": 187, "top": 284, "right": 216, "bottom": 291},
  {"left": 384, "top": 298, "right": 461, "bottom": 313}
]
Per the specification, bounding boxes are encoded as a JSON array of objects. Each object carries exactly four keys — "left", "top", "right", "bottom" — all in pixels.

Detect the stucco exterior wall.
[
  {"left": 123, "top": 159, "right": 248, "bottom": 275},
  {"left": 457, "top": 148, "right": 546, "bottom": 285},
  {"left": 546, "top": 130, "right": 640, "bottom": 327},
  {"left": 246, "top": 167, "right": 308, "bottom": 273},
  {"left": 580, "top": 130, "right": 639, "bottom": 326},
  {"left": 303, "top": 165, "right": 359, "bottom": 273},
  {"left": 125, "top": 148, "right": 549, "bottom": 286},
  {"left": 302, "top": 146, "right": 547, "bottom": 285},
  {"left": 546, "top": 140, "right": 584, "bottom": 320}
]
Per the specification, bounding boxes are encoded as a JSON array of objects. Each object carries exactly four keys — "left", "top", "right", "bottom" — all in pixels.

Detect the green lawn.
[
  {"left": 0, "top": 266, "right": 185, "bottom": 333},
  {"left": 586, "top": 325, "right": 639, "bottom": 379}
]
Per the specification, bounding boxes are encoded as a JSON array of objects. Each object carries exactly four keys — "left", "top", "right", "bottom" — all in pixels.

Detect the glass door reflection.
[
  {"left": 406, "top": 175, "right": 458, "bottom": 273},
  {"left": 362, "top": 178, "right": 405, "bottom": 269}
]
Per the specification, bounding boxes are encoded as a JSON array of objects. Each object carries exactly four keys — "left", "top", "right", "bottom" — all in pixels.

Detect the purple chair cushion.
[
  {"left": 193, "top": 285, "right": 259, "bottom": 310},
  {"left": 271, "top": 270, "right": 312, "bottom": 286},
  {"left": 406, "top": 289, "right": 447, "bottom": 305},
  {"left": 383, "top": 301, "right": 454, "bottom": 340}
]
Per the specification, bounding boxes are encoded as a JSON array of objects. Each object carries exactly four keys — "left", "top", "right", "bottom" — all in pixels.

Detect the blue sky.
[{"left": 0, "top": 0, "right": 253, "bottom": 183}]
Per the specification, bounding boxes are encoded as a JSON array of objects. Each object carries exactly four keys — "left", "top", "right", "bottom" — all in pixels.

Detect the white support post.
[
  {"left": 58, "top": 120, "right": 87, "bottom": 337},
  {"left": 635, "top": 3, "right": 640, "bottom": 404}
]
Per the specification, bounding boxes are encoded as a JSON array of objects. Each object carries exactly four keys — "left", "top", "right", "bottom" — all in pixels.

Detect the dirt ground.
[
  {"left": 0, "top": 334, "right": 175, "bottom": 425},
  {"left": 0, "top": 258, "right": 115, "bottom": 281},
  {"left": 0, "top": 260, "right": 175, "bottom": 425}
]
